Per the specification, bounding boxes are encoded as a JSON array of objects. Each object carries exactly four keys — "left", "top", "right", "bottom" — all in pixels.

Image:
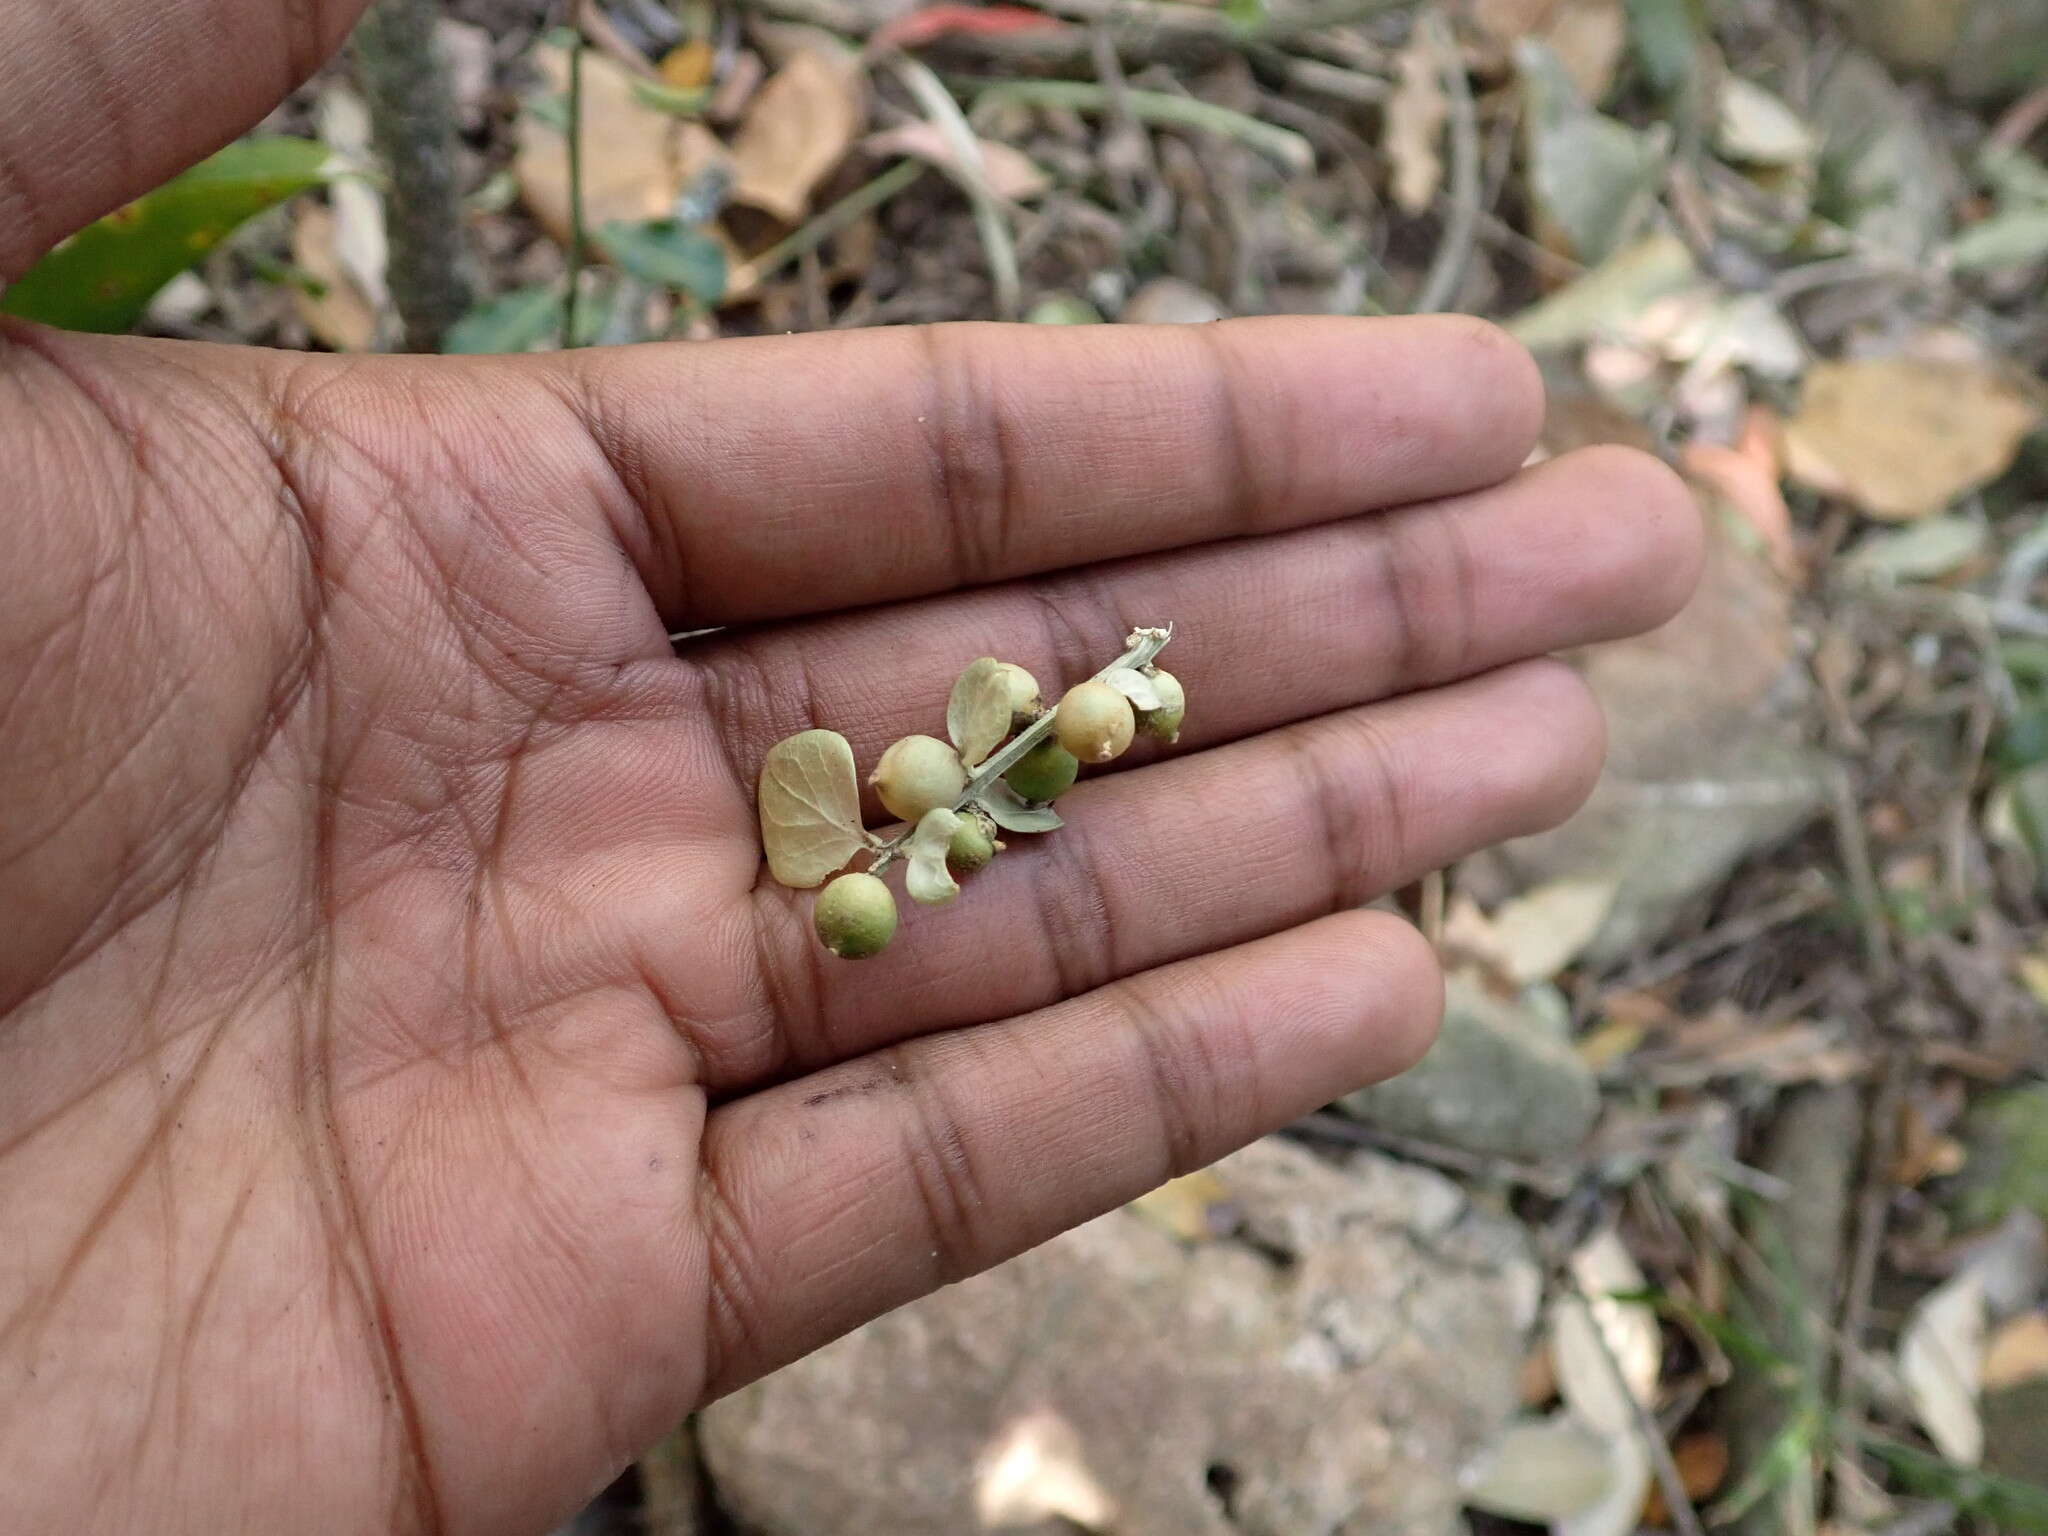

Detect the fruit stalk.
[{"left": 867, "top": 625, "right": 1172, "bottom": 868}]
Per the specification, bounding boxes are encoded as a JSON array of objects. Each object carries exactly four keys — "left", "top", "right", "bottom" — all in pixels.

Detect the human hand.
[{"left": 0, "top": 5, "right": 1702, "bottom": 1531}]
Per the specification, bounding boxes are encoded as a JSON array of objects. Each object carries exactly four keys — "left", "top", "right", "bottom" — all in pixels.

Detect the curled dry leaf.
[
  {"left": 730, "top": 45, "right": 864, "bottom": 223},
  {"left": 1547, "top": 1227, "right": 1658, "bottom": 1536},
  {"left": 1384, "top": 31, "right": 1448, "bottom": 216},
  {"left": 1552, "top": 1232, "right": 1660, "bottom": 1430},
  {"left": 905, "top": 807, "right": 963, "bottom": 906},
  {"left": 976, "top": 777, "right": 1063, "bottom": 834},
  {"left": 1101, "top": 666, "right": 1163, "bottom": 713},
  {"left": 291, "top": 204, "right": 380, "bottom": 352},
  {"left": 863, "top": 122, "right": 1050, "bottom": 202},
  {"left": 758, "top": 730, "right": 868, "bottom": 888},
  {"left": 947, "top": 657, "right": 1013, "bottom": 767}
]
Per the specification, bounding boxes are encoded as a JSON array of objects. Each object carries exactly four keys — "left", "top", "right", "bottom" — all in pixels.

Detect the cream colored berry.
[
  {"left": 1054, "top": 680, "right": 1136, "bottom": 764},
  {"left": 870, "top": 734, "right": 968, "bottom": 822}
]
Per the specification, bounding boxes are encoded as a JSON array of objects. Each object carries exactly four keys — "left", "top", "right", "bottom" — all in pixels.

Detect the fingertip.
[
  {"left": 1346, "top": 909, "right": 1448, "bottom": 1081},
  {"left": 1568, "top": 444, "right": 1706, "bottom": 632},
  {"left": 1283, "top": 909, "right": 1445, "bottom": 1088}
]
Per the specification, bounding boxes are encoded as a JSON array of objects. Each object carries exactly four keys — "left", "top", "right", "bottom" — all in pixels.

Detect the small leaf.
[
  {"left": 946, "top": 657, "right": 1012, "bottom": 768},
  {"left": 443, "top": 284, "right": 560, "bottom": 354},
  {"left": 1899, "top": 1265, "right": 1988, "bottom": 1466},
  {"left": 1463, "top": 1413, "right": 1617, "bottom": 1523},
  {"left": 758, "top": 730, "right": 868, "bottom": 888},
  {"left": 905, "top": 808, "right": 962, "bottom": 906},
  {"left": 977, "top": 779, "right": 1063, "bottom": 834},
  {"left": 1102, "top": 667, "right": 1163, "bottom": 713},
  {"left": 596, "top": 218, "right": 727, "bottom": 303},
  {"left": 3, "top": 136, "right": 339, "bottom": 332}
]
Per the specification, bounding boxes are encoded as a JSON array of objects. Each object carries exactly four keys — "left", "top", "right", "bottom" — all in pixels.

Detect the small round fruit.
[
  {"left": 1054, "top": 680, "right": 1136, "bottom": 764},
  {"left": 1003, "top": 737, "right": 1079, "bottom": 802},
  {"left": 1136, "top": 668, "right": 1186, "bottom": 743},
  {"left": 996, "top": 662, "right": 1042, "bottom": 726},
  {"left": 947, "top": 815, "right": 1000, "bottom": 877},
  {"left": 870, "top": 734, "right": 968, "bottom": 822},
  {"left": 813, "top": 872, "right": 898, "bottom": 959}
]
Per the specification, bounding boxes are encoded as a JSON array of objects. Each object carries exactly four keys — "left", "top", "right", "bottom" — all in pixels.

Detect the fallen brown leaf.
[
  {"left": 1641, "top": 1432, "right": 1729, "bottom": 1524},
  {"left": 1983, "top": 1311, "right": 2048, "bottom": 1391},
  {"left": 516, "top": 46, "right": 684, "bottom": 245},
  {"left": 1783, "top": 354, "right": 2042, "bottom": 521},
  {"left": 730, "top": 45, "right": 864, "bottom": 223},
  {"left": 290, "top": 203, "right": 379, "bottom": 352}
]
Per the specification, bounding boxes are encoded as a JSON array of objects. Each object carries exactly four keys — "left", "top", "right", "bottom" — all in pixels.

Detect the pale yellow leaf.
[
  {"left": 1489, "top": 877, "right": 1619, "bottom": 985},
  {"left": 730, "top": 46, "right": 863, "bottom": 223},
  {"left": 946, "top": 658, "right": 1013, "bottom": 768},
  {"left": 1128, "top": 1169, "right": 1234, "bottom": 1242},
  {"left": 1462, "top": 1412, "right": 1616, "bottom": 1522},
  {"left": 1784, "top": 355, "right": 2042, "bottom": 521},
  {"left": 757, "top": 730, "right": 867, "bottom": 888}
]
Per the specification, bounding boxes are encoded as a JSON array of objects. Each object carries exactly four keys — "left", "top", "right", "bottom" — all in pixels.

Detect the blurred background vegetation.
[{"left": 14, "top": 0, "right": 2048, "bottom": 1531}]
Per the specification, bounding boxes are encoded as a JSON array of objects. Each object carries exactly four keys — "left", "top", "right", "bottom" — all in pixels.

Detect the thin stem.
[
  {"left": 1413, "top": 13, "right": 1477, "bottom": 316},
  {"left": 562, "top": 0, "right": 588, "bottom": 350},
  {"left": 869, "top": 627, "right": 1174, "bottom": 865},
  {"left": 966, "top": 79, "right": 1312, "bottom": 174},
  {"left": 888, "top": 54, "right": 1020, "bottom": 319},
  {"left": 732, "top": 160, "right": 927, "bottom": 293}
]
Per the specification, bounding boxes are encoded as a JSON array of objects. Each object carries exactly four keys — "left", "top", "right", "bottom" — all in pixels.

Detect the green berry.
[
  {"left": 870, "top": 734, "right": 968, "bottom": 823},
  {"left": 1136, "top": 668, "right": 1186, "bottom": 743},
  {"left": 946, "top": 814, "right": 1001, "bottom": 877},
  {"left": 813, "top": 872, "right": 898, "bottom": 959},
  {"left": 1003, "top": 737, "right": 1080, "bottom": 803},
  {"left": 1054, "top": 680, "right": 1136, "bottom": 764}
]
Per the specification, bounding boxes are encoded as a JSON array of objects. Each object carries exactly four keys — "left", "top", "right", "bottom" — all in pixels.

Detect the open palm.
[{"left": 0, "top": 5, "right": 1702, "bottom": 1532}]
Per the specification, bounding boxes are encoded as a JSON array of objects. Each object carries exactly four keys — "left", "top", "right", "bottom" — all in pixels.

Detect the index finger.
[{"left": 546, "top": 315, "right": 1543, "bottom": 626}]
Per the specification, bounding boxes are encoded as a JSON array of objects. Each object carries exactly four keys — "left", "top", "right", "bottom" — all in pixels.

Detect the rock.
[
  {"left": 1472, "top": 459, "right": 1828, "bottom": 962},
  {"left": 1120, "top": 277, "right": 1229, "bottom": 325},
  {"left": 1340, "top": 972, "right": 1600, "bottom": 1160},
  {"left": 699, "top": 1138, "right": 1539, "bottom": 1536}
]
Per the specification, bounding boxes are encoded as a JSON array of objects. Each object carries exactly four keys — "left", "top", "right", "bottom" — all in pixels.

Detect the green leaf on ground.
[
  {"left": 596, "top": 219, "right": 727, "bottom": 304},
  {"left": 2, "top": 136, "right": 339, "bottom": 333}
]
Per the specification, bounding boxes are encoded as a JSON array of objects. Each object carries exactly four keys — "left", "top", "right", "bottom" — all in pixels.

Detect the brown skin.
[{"left": 0, "top": 4, "right": 1705, "bottom": 1532}]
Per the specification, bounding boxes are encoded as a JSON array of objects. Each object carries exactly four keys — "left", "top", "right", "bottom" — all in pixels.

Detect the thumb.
[{"left": 0, "top": 0, "right": 369, "bottom": 285}]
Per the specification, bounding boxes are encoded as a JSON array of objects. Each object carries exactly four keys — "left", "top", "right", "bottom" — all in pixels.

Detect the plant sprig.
[{"left": 757, "top": 625, "right": 1184, "bottom": 957}]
